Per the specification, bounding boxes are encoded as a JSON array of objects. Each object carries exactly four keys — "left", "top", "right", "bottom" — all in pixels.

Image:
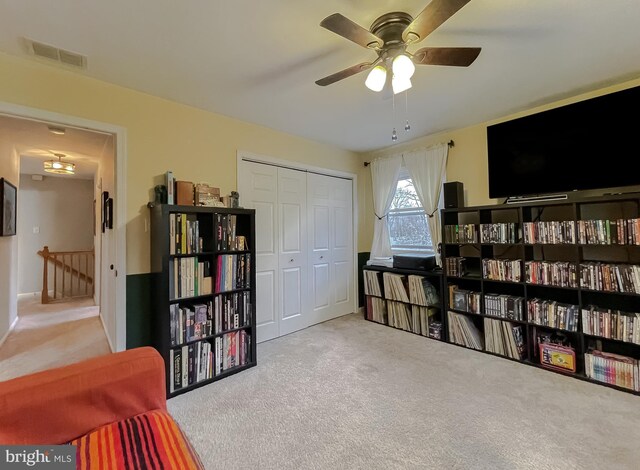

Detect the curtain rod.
[{"left": 363, "top": 140, "right": 454, "bottom": 167}]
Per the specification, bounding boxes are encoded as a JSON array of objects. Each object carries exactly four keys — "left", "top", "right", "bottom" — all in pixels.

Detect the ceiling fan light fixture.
[
  {"left": 365, "top": 65, "right": 387, "bottom": 92},
  {"left": 392, "top": 53, "right": 415, "bottom": 80},
  {"left": 392, "top": 75, "right": 412, "bottom": 94},
  {"left": 44, "top": 154, "right": 75, "bottom": 175}
]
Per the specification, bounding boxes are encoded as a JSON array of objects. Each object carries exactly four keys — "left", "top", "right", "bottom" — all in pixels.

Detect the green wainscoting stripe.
[
  {"left": 357, "top": 252, "right": 370, "bottom": 308},
  {"left": 126, "top": 273, "right": 153, "bottom": 349}
]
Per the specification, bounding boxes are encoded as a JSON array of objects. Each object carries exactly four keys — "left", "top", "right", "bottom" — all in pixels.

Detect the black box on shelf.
[{"left": 393, "top": 254, "right": 436, "bottom": 271}]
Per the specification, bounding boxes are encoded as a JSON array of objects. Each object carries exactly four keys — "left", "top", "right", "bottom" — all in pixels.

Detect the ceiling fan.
[{"left": 315, "top": 0, "right": 480, "bottom": 94}]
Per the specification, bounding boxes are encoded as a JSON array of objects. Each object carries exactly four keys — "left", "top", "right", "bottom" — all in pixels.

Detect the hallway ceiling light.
[{"left": 44, "top": 153, "right": 75, "bottom": 175}]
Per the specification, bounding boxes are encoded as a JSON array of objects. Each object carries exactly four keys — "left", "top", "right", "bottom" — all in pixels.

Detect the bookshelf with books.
[
  {"left": 363, "top": 265, "right": 443, "bottom": 340},
  {"left": 150, "top": 204, "right": 257, "bottom": 397},
  {"left": 442, "top": 193, "right": 640, "bottom": 395}
]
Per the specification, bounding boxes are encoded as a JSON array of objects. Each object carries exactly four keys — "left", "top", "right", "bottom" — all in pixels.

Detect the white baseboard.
[
  {"left": 99, "top": 313, "right": 115, "bottom": 353},
  {"left": 0, "top": 316, "right": 19, "bottom": 348},
  {"left": 17, "top": 292, "right": 40, "bottom": 300}
]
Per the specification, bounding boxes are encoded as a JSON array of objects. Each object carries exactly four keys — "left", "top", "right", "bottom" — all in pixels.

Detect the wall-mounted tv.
[{"left": 487, "top": 85, "right": 640, "bottom": 199}]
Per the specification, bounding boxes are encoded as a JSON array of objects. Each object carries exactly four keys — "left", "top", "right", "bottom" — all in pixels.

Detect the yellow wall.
[
  {"left": 360, "top": 77, "right": 640, "bottom": 250},
  {"left": 0, "top": 52, "right": 363, "bottom": 274}
]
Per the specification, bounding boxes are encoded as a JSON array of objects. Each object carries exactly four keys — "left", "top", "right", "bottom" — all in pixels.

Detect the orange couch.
[{"left": 0, "top": 347, "right": 203, "bottom": 469}]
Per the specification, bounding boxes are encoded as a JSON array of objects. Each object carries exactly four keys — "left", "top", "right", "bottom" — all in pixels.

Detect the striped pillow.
[{"left": 70, "top": 409, "right": 204, "bottom": 469}]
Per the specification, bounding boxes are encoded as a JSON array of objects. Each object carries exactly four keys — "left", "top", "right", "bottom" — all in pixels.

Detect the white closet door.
[
  {"left": 308, "top": 174, "right": 354, "bottom": 324},
  {"left": 238, "top": 161, "right": 279, "bottom": 342},
  {"left": 277, "top": 168, "right": 309, "bottom": 336}
]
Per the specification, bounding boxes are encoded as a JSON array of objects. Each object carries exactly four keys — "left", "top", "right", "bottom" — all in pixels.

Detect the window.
[{"left": 388, "top": 167, "right": 433, "bottom": 254}]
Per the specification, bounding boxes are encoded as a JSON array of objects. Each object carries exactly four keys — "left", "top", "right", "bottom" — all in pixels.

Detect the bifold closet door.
[
  {"left": 307, "top": 173, "right": 354, "bottom": 325},
  {"left": 239, "top": 162, "right": 279, "bottom": 342}
]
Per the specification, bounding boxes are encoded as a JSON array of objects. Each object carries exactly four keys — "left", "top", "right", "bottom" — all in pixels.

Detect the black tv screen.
[{"left": 487, "top": 85, "right": 640, "bottom": 199}]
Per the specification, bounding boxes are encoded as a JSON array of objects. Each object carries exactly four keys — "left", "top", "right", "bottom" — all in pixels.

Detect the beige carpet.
[
  {"left": 168, "top": 312, "right": 640, "bottom": 470},
  {"left": 0, "top": 296, "right": 111, "bottom": 381}
]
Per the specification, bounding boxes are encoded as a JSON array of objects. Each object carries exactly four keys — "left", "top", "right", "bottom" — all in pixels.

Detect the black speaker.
[{"left": 444, "top": 181, "right": 464, "bottom": 208}]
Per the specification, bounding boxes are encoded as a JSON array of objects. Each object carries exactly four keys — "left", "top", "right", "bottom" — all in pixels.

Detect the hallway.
[{"left": 0, "top": 296, "right": 110, "bottom": 381}]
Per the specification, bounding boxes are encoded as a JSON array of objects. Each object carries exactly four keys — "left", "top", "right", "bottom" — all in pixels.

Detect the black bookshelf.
[
  {"left": 441, "top": 193, "right": 640, "bottom": 396},
  {"left": 362, "top": 264, "right": 445, "bottom": 341},
  {"left": 150, "top": 204, "right": 257, "bottom": 397}
]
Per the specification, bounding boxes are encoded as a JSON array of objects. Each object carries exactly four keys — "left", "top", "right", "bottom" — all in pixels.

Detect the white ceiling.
[
  {"left": 0, "top": 114, "right": 109, "bottom": 179},
  {"left": 1, "top": 1, "right": 639, "bottom": 152}
]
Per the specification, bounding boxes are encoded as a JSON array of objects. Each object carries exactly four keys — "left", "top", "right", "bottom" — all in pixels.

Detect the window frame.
[{"left": 387, "top": 167, "right": 434, "bottom": 256}]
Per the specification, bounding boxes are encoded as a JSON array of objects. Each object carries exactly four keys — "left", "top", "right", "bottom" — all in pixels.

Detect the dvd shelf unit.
[
  {"left": 363, "top": 265, "right": 444, "bottom": 341},
  {"left": 441, "top": 193, "right": 640, "bottom": 395},
  {"left": 150, "top": 204, "right": 257, "bottom": 397}
]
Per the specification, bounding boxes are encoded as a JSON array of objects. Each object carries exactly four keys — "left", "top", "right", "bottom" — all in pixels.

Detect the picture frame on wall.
[
  {"left": 0, "top": 177, "right": 17, "bottom": 237},
  {"left": 102, "top": 190, "right": 109, "bottom": 233}
]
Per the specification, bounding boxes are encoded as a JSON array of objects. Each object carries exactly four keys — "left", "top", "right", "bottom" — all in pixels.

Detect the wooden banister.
[{"left": 38, "top": 246, "right": 95, "bottom": 304}]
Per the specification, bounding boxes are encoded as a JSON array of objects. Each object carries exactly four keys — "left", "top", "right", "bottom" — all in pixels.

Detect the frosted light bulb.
[
  {"left": 392, "top": 54, "right": 415, "bottom": 80},
  {"left": 392, "top": 76, "right": 412, "bottom": 94},
  {"left": 365, "top": 66, "right": 387, "bottom": 92}
]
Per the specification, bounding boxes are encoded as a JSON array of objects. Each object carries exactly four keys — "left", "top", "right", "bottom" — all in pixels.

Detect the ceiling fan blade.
[
  {"left": 315, "top": 62, "right": 374, "bottom": 86},
  {"left": 403, "top": 0, "right": 472, "bottom": 44},
  {"left": 412, "top": 47, "right": 481, "bottom": 66},
  {"left": 320, "top": 13, "right": 383, "bottom": 49}
]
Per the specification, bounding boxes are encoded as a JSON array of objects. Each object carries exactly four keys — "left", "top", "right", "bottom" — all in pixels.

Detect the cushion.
[{"left": 70, "top": 409, "right": 203, "bottom": 469}]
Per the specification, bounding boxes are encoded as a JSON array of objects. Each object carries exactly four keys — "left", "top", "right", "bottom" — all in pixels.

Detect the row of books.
[
  {"left": 169, "top": 331, "right": 252, "bottom": 393},
  {"left": 216, "top": 254, "right": 251, "bottom": 292},
  {"left": 484, "top": 318, "right": 525, "bottom": 360},
  {"left": 444, "top": 224, "right": 477, "bottom": 243},
  {"left": 582, "top": 307, "right": 640, "bottom": 344},
  {"left": 407, "top": 275, "right": 439, "bottom": 306},
  {"left": 170, "top": 257, "right": 212, "bottom": 300},
  {"left": 449, "top": 285, "right": 481, "bottom": 313},
  {"left": 482, "top": 258, "right": 522, "bottom": 282},
  {"left": 216, "top": 214, "right": 248, "bottom": 251},
  {"left": 387, "top": 301, "right": 412, "bottom": 330},
  {"left": 382, "top": 272, "right": 410, "bottom": 303},
  {"left": 366, "top": 296, "right": 387, "bottom": 324},
  {"left": 525, "top": 260, "right": 578, "bottom": 288},
  {"left": 170, "top": 302, "right": 212, "bottom": 347},
  {"left": 479, "top": 223, "right": 518, "bottom": 244},
  {"left": 585, "top": 350, "right": 640, "bottom": 391},
  {"left": 580, "top": 262, "right": 640, "bottom": 294},
  {"left": 484, "top": 293, "right": 525, "bottom": 321},
  {"left": 170, "top": 340, "right": 213, "bottom": 393},
  {"left": 527, "top": 298, "right": 579, "bottom": 332},
  {"left": 169, "top": 213, "right": 204, "bottom": 255},
  {"left": 363, "top": 270, "right": 382, "bottom": 296},
  {"left": 447, "top": 311, "right": 483, "bottom": 350},
  {"left": 522, "top": 221, "right": 576, "bottom": 244},
  {"left": 213, "top": 291, "right": 252, "bottom": 333},
  {"left": 445, "top": 257, "right": 466, "bottom": 277},
  {"left": 577, "top": 218, "right": 640, "bottom": 245}
]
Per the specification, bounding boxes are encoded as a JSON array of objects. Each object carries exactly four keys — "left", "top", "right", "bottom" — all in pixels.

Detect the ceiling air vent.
[{"left": 24, "top": 38, "right": 87, "bottom": 69}]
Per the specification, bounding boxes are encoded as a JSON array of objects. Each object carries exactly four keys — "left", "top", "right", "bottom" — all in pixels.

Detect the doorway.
[{"left": 0, "top": 102, "right": 126, "bottom": 368}]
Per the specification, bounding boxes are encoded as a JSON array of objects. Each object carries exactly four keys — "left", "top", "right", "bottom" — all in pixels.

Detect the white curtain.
[
  {"left": 369, "top": 154, "right": 403, "bottom": 259},
  {"left": 403, "top": 143, "right": 449, "bottom": 264}
]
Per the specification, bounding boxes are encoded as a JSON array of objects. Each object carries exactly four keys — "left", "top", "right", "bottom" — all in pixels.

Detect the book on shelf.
[
  {"left": 577, "top": 218, "right": 640, "bottom": 245},
  {"left": 213, "top": 291, "right": 252, "bottom": 333},
  {"left": 581, "top": 306, "right": 640, "bottom": 344},
  {"left": 408, "top": 275, "right": 439, "bottom": 306},
  {"left": 216, "top": 214, "right": 245, "bottom": 251},
  {"left": 445, "top": 257, "right": 466, "bottom": 277},
  {"left": 525, "top": 260, "right": 578, "bottom": 288},
  {"left": 527, "top": 298, "right": 579, "bottom": 332},
  {"left": 447, "top": 311, "right": 483, "bottom": 350},
  {"left": 479, "top": 223, "right": 518, "bottom": 244},
  {"left": 585, "top": 350, "right": 640, "bottom": 391},
  {"left": 523, "top": 220, "right": 576, "bottom": 244},
  {"left": 169, "top": 302, "right": 214, "bottom": 347},
  {"left": 214, "top": 330, "right": 251, "bottom": 375},
  {"left": 363, "top": 270, "right": 382, "bottom": 297},
  {"left": 170, "top": 213, "right": 203, "bottom": 255},
  {"left": 387, "top": 301, "right": 412, "bottom": 331},
  {"left": 484, "top": 318, "right": 525, "bottom": 360},
  {"left": 166, "top": 171, "right": 175, "bottom": 205},
  {"left": 448, "top": 285, "right": 481, "bottom": 313},
  {"left": 382, "top": 272, "right": 410, "bottom": 303},
  {"left": 444, "top": 224, "right": 477, "bottom": 243},
  {"left": 170, "top": 257, "right": 212, "bottom": 299},
  {"left": 484, "top": 293, "right": 524, "bottom": 321},
  {"left": 366, "top": 296, "right": 387, "bottom": 324},
  {"left": 169, "top": 339, "right": 214, "bottom": 393},
  {"left": 482, "top": 258, "right": 522, "bottom": 282},
  {"left": 579, "top": 262, "right": 640, "bottom": 293},
  {"left": 216, "top": 254, "right": 251, "bottom": 292}
]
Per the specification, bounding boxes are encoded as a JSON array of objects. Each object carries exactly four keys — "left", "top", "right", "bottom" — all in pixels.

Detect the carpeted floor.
[
  {"left": 0, "top": 296, "right": 110, "bottom": 381},
  {"left": 168, "top": 313, "right": 640, "bottom": 470}
]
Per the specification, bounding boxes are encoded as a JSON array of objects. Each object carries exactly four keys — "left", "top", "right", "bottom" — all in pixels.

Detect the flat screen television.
[{"left": 487, "top": 85, "right": 640, "bottom": 199}]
